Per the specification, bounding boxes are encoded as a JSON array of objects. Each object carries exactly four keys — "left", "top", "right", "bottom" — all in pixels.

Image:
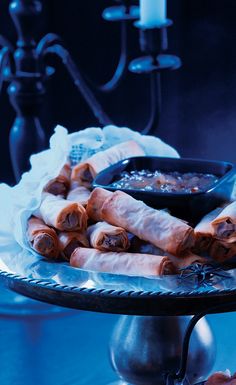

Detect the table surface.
[{"left": 0, "top": 284, "right": 235, "bottom": 385}]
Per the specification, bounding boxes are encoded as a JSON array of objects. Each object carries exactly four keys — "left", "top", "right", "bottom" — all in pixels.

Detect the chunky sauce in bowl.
[{"left": 110, "top": 170, "right": 219, "bottom": 193}]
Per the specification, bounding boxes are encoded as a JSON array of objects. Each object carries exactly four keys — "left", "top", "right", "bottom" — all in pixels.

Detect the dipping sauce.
[{"left": 110, "top": 170, "right": 219, "bottom": 193}]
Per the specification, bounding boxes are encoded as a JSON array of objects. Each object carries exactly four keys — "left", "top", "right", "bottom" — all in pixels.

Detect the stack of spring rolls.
[
  {"left": 26, "top": 140, "right": 236, "bottom": 277},
  {"left": 194, "top": 202, "right": 236, "bottom": 262}
]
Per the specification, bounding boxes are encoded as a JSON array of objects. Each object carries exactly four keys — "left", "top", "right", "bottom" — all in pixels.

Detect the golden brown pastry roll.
[
  {"left": 27, "top": 216, "right": 59, "bottom": 258},
  {"left": 70, "top": 247, "right": 176, "bottom": 276},
  {"left": 58, "top": 231, "right": 89, "bottom": 260},
  {"left": 129, "top": 240, "right": 206, "bottom": 270},
  {"left": 44, "top": 164, "right": 71, "bottom": 197},
  {"left": 87, "top": 221, "right": 130, "bottom": 252},
  {"left": 193, "top": 207, "right": 223, "bottom": 252},
  {"left": 71, "top": 140, "right": 145, "bottom": 187},
  {"left": 39, "top": 193, "right": 87, "bottom": 232},
  {"left": 88, "top": 188, "right": 194, "bottom": 255},
  {"left": 128, "top": 236, "right": 165, "bottom": 256},
  {"left": 206, "top": 371, "right": 236, "bottom": 385},
  {"left": 169, "top": 252, "right": 208, "bottom": 271},
  {"left": 211, "top": 201, "right": 236, "bottom": 243},
  {"left": 67, "top": 186, "right": 91, "bottom": 207},
  {"left": 209, "top": 239, "right": 236, "bottom": 262},
  {"left": 86, "top": 187, "right": 112, "bottom": 222}
]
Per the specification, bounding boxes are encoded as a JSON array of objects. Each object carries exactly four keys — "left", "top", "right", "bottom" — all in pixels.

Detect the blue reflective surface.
[{"left": 0, "top": 288, "right": 118, "bottom": 385}]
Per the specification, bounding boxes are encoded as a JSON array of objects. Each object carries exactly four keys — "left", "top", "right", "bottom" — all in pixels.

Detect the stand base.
[
  {"left": 107, "top": 380, "right": 192, "bottom": 385},
  {"left": 109, "top": 316, "right": 215, "bottom": 385},
  {"left": 107, "top": 382, "right": 127, "bottom": 385}
]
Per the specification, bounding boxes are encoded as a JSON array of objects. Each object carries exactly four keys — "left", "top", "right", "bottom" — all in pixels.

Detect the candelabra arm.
[
  {"left": 90, "top": 20, "right": 128, "bottom": 93},
  {"left": 141, "top": 71, "right": 161, "bottom": 135},
  {"left": 36, "top": 33, "right": 63, "bottom": 73},
  {"left": 43, "top": 43, "right": 113, "bottom": 126},
  {"left": 129, "top": 20, "right": 181, "bottom": 137},
  {"left": 37, "top": 33, "right": 63, "bottom": 54},
  {"left": 0, "top": 35, "right": 14, "bottom": 52},
  {"left": 0, "top": 47, "right": 14, "bottom": 93}
]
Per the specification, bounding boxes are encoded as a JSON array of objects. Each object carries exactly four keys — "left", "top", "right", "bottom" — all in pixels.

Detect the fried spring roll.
[
  {"left": 169, "top": 252, "right": 208, "bottom": 271},
  {"left": 27, "top": 216, "right": 59, "bottom": 258},
  {"left": 70, "top": 247, "right": 176, "bottom": 276},
  {"left": 87, "top": 188, "right": 194, "bottom": 255},
  {"left": 44, "top": 164, "right": 71, "bottom": 197},
  {"left": 58, "top": 232, "right": 89, "bottom": 260},
  {"left": 86, "top": 188, "right": 112, "bottom": 222},
  {"left": 67, "top": 186, "right": 91, "bottom": 207},
  {"left": 71, "top": 141, "right": 145, "bottom": 187},
  {"left": 193, "top": 207, "right": 223, "bottom": 252},
  {"left": 39, "top": 193, "right": 87, "bottom": 232},
  {"left": 128, "top": 239, "right": 207, "bottom": 271},
  {"left": 206, "top": 371, "right": 236, "bottom": 385},
  {"left": 209, "top": 239, "right": 236, "bottom": 262},
  {"left": 87, "top": 221, "right": 130, "bottom": 252},
  {"left": 211, "top": 201, "right": 236, "bottom": 243},
  {"left": 128, "top": 236, "right": 165, "bottom": 256}
]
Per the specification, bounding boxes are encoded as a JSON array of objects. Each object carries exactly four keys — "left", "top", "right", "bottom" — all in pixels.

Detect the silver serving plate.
[{"left": 0, "top": 246, "right": 236, "bottom": 315}]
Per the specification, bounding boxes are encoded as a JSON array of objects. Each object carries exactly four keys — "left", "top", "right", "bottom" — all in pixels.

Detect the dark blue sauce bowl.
[{"left": 93, "top": 156, "right": 236, "bottom": 225}]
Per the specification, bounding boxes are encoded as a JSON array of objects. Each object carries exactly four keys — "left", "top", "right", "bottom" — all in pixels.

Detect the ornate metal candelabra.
[{"left": 0, "top": 0, "right": 181, "bottom": 181}]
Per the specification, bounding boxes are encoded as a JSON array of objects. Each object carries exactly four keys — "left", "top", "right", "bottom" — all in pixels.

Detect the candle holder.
[
  {"left": 89, "top": 1, "right": 139, "bottom": 93},
  {"left": 0, "top": 0, "right": 113, "bottom": 181},
  {"left": 129, "top": 19, "right": 181, "bottom": 134},
  {"left": 0, "top": 0, "right": 181, "bottom": 181},
  {"left": 102, "top": 2, "right": 139, "bottom": 22}
]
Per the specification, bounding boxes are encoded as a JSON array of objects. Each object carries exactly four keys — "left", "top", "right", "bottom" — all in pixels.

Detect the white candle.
[{"left": 140, "top": 0, "right": 167, "bottom": 28}]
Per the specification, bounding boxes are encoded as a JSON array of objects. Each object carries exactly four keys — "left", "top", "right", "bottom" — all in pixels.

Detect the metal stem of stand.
[
  {"left": 109, "top": 314, "right": 215, "bottom": 385},
  {"left": 166, "top": 300, "right": 236, "bottom": 385}
]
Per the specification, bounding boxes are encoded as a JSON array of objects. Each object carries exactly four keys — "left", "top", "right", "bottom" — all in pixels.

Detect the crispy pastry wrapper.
[
  {"left": 193, "top": 207, "right": 224, "bottom": 252},
  {"left": 70, "top": 247, "right": 176, "bottom": 276},
  {"left": 58, "top": 231, "right": 89, "bottom": 260},
  {"left": 43, "top": 164, "right": 71, "bottom": 197},
  {"left": 27, "top": 216, "right": 59, "bottom": 258},
  {"left": 209, "top": 239, "right": 236, "bottom": 262},
  {"left": 89, "top": 188, "right": 194, "bottom": 256},
  {"left": 128, "top": 236, "right": 166, "bottom": 256},
  {"left": 71, "top": 140, "right": 145, "bottom": 187},
  {"left": 0, "top": 125, "right": 179, "bottom": 253},
  {"left": 38, "top": 193, "right": 87, "bottom": 232},
  {"left": 87, "top": 221, "right": 130, "bottom": 252},
  {"left": 169, "top": 252, "right": 208, "bottom": 271},
  {"left": 206, "top": 371, "right": 236, "bottom": 385},
  {"left": 67, "top": 186, "right": 91, "bottom": 207},
  {"left": 128, "top": 241, "right": 208, "bottom": 271},
  {"left": 211, "top": 201, "right": 236, "bottom": 243},
  {"left": 86, "top": 188, "right": 112, "bottom": 222}
]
